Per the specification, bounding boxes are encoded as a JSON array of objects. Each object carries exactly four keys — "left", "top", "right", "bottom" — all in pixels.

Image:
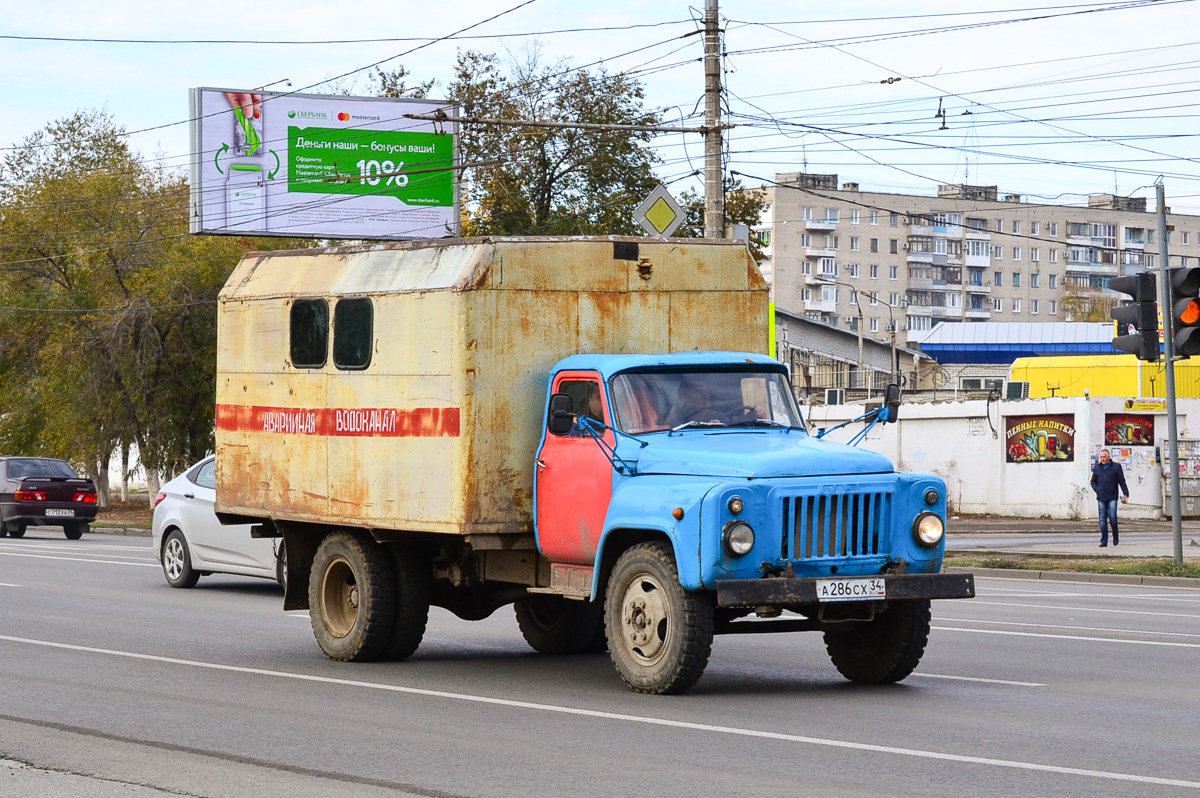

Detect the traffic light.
[
  {"left": 1110, "top": 272, "right": 1159, "bottom": 362},
  {"left": 1171, "top": 266, "right": 1200, "bottom": 357}
]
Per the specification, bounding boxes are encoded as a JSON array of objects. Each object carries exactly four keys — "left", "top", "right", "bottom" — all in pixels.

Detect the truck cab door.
[{"left": 535, "top": 372, "right": 614, "bottom": 565}]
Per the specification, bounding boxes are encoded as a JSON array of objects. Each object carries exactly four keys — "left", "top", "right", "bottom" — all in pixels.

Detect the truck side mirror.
[
  {"left": 882, "top": 383, "right": 901, "bottom": 423},
  {"left": 548, "top": 393, "right": 574, "bottom": 435}
]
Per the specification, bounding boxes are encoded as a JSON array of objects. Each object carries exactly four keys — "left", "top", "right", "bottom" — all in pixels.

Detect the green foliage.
[
  {"left": 677, "top": 176, "right": 769, "bottom": 262},
  {"left": 447, "top": 49, "right": 661, "bottom": 236},
  {"left": 0, "top": 110, "right": 303, "bottom": 490}
]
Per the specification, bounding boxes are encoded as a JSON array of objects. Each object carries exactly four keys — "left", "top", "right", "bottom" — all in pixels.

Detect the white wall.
[{"left": 806, "top": 396, "right": 1197, "bottom": 520}]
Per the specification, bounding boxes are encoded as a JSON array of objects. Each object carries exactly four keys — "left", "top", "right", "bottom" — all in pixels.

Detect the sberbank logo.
[
  {"left": 287, "top": 111, "right": 296, "bottom": 118},
  {"left": 288, "top": 110, "right": 328, "bottom": 119}
]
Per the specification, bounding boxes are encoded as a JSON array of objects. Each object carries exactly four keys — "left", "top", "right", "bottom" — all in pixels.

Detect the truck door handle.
[{"left": 535, "top": 459, "right": 547, "bottom": 470}]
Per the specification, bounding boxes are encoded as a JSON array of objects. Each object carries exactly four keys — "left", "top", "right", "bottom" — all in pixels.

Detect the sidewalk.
[{"left": 947, "top": 515, "right": 1200, "bottom": 559}]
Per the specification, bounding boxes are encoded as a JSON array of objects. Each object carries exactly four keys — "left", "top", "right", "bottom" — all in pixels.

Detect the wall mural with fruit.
[{"left": 1005, "top": 414, "right": 1075, "bottom": 463}]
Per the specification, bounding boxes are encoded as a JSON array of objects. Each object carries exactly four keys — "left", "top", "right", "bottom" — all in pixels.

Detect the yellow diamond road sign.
[{"left": 635, "top": 185, "right": 684, "bottom": 238}]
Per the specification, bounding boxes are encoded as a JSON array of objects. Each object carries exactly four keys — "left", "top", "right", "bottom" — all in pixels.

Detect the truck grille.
[{"left": 780, "top": 491, "right": 892, "bottom": 560}]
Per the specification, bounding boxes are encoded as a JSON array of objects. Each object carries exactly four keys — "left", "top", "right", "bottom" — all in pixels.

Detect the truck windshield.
[{"left": 610, "top": 369, "right": 805, "bottom": 435}]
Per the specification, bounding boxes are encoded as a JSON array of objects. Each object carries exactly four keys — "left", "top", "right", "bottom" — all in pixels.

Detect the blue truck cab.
[{"left": 532, "top": 351, "right": 975, "bottom": 694}]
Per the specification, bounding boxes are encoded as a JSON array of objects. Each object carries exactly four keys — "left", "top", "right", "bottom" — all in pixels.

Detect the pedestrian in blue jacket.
[{"left": 1090, "top": 448, "right": 1129, "bottom": 547}]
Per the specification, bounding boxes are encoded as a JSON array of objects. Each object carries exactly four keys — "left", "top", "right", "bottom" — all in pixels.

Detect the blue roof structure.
[{"left": 917, "top": 322, "right": 1115, "bottom": 364}]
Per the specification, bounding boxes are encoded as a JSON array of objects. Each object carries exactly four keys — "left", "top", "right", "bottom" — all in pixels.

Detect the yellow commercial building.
[{"left": 1010, "top": 354, "right": 1200, "bottom": 399}]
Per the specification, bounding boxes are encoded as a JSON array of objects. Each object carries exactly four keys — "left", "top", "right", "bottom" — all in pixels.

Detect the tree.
[
  {"left": 1060, "top": 284, "right": 1116, "bottom": 321},
  {"left": 0, "top": 110, "right": 303, "bottom": 501},
  {"left": 447, "top": 49, "right": 662, "bottom": 236},
  {"left": 677, "top": 177, "right": 769, "bottom": 262}
]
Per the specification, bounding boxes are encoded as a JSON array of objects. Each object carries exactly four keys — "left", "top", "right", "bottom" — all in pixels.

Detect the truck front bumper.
[{"left": 716, "top": 572, "right": 975, "bottom": 607}]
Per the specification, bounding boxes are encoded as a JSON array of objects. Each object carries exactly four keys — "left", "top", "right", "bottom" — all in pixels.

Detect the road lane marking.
[
  {"left": 909, "top": 673, "right": 1044, "bottom": 687},
  {"left": 936, "top": 617, "right": 1200, "bottom": 639},
  {"left": 0, "top": 551, "right": 158, "bottom": 567},
  {"left": 0, "top": 634, "right": 1194, "bottom": 790},
  {"left": 965, "top": 600, "right": 1200, "bottom": 620},
  {"left": 0, "top": 583, "right": 20, "bottom": 587},
  {"left": 933, "top": 626, "right": 1200, "bottom": 649}
]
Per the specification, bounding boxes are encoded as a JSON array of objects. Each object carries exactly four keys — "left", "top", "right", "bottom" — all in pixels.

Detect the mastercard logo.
[{"left": 337, "top": 112, "right": 350, "bottom": 122}]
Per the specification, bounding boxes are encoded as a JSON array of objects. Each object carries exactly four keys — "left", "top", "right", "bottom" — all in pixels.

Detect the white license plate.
[
  {"left": 815, "top": 577, "right": 886, "bottom": 602},
  {"left": 45, "top": 508, "right": 74, "bottom": 517}
]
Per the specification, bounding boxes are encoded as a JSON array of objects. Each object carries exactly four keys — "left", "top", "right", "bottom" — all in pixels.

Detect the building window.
[
  {"left": 1031, "top": 221, "right": 1040, "bottom": 236},
  {"left": 968, "top": 217, "right": 986, "bottom": 230},
  {"left": 1031, "top": 299, "right": 1039, "bottom": 314},
  {"left": 870, "top": 237, "right": 879, "bottom": 253},
  {"left": 1013, "top": 220, "right": 1021, "bottom": 234},
  {"left": 1049, "top": 249, "right": 1059, "bottom": 263},
  {"left": 1049, "top": 274, "right": 1058, "bottom": 288},
  {"left": 993, "top": 298, "right": 1003, "bottom": 312},
  {"left": 1031, "top": 273, "right": 1040, "bottom": 288},
  {"left": 1031, "top": 247, "right": 1040, "bottom": 262},
  {"left": 1013, "top": 299, "right": 1021, "bottom": 313},
  {"left": 802, "top": 261, "right": 811, "bottom": 275},
  {"left": 851, "top": 210, "right": 860, "bottom": 224},
  {"left": 847, "top": 263, "right": 859, "bottom": 277},
  {"left": 870, "top": 211, "right": 879, "bottom": 225},
  {"left": 827, "top": 235, "right": 839, "bottom": 248},
  {"left": 870, "top": 264, "right": 879, "bottom": 278},
  {"left": 802, "top": 207, "right": 812, "bottom": 220},
  {"left": 889, "top": 239, "right": 898, "bottom": 254},
  {"left": 993, "top": 245, "right": 1003, "bottom": 260},
  {"left": 890, "top": 265, "right": 899, "bottom": 279},
  {"left": 802, "top": 289, "right": 811, "bottom": 301},
  {"left": 820, "top": 257, "right": 837, "bottom": 277},
  {"left": 850, "top": 290, "right": 857, "bottom": 305},
  {"left": 1013, "top": 247, "right": 1021, "bottom": 261},
  {"left": 825, "top": 208, "right": 840, "bottom": 222},
  {"left": 967, "top": 239, "right": 989, "bottom": 257},
  {"left": 1013, "top": 272, "right": 1021, "bottom": 287},
  {"left": 890, "top": 212, "right": 899, "bottom": 227},
  {"left": 1048, "top": 222, "right": 1058, "bottom": 236},
  {"left": 850, "top": 236, "right": 860, "bottom": 251},
  {"left": 994, "top": 271, "right": 1003, "bottom": 286},
  {"left": 995, "top": 219, "right": 1003, "bottom": 232},
  {"left": 1149, "top": 229, "right": 1156, "bottom": 244},
  {"left": 1050, "top": 300, "right": 1057, "bottom": 315},
  {"left": 889, "top": 292, "right": 899, "bottom": 306},
  {"left": 1185, "top": 232, "right": 1191, "bottom": 245},
  {"left": 801, "top": 234, "right": 812, "bottom": 247}
]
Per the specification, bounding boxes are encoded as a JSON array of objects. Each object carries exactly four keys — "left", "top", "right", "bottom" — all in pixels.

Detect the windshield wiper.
[
  {"left": 668, "top": 420, "right": 725, "bottom": 434},
  {"left": 727, "top": 418, "right": 789, "bottom": 429}
]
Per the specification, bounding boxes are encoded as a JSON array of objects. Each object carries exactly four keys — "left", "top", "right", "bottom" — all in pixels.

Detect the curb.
[
  {"left": 91, "top": 526, "right": 151, "bottom": 537},
  {"left": 944, "top": 565, "right": 1200, "bottom": 589}
]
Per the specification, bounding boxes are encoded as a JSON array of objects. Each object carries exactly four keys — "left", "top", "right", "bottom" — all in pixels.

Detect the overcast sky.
[{"left": 4, "top": 0, "right": 1200, "bottom": 212}]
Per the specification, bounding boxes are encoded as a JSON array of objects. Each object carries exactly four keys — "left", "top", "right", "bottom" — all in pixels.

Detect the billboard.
[
  {"left": 189, "top": 88, "right": 458, "bottom": 239},
  {"left": 1005, "top": 414, "right": 1076, "bottom": 463}
]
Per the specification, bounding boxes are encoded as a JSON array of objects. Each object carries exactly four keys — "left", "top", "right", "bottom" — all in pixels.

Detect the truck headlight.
[
  {"left": 912, "top": 512, "right": 944, "bottom": 547},
  {"left": 722, "top": 521, "right": 755, "bottom": 556}
]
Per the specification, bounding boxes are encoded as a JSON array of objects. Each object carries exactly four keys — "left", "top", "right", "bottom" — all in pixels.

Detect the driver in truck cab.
[{"left": 664, "top": 377, "right": 718, "bottom": 427}]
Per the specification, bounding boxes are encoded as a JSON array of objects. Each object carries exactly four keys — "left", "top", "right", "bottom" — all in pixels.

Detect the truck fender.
[{"left": 281, "top": 528, "right": 321, "bottom": 611}]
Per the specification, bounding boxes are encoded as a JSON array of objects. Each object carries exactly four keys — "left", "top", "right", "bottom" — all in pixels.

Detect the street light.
[{"left": 821, "top": 279, "right": 902, "bottom": 389}]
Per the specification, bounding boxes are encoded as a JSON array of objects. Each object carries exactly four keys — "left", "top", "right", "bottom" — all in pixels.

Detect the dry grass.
[{"left": 95, "top": 499, "right": 154, "bottom": 527}]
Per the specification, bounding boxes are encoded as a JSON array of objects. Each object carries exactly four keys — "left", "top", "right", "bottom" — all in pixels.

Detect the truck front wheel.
[
  {"left": 823, "top": 598, "right": 931, "bottom": 684},
  {"left": 604, "top": 542, "right": 714, "bottom": 695},
  {"left": 514, "top": 595, "right": 602, "bottom": 655},
  {"left": 309, "top": 532, "right": 396, "bottom": 662}
]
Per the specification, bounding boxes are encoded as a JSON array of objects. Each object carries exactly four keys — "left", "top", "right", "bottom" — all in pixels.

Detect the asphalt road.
[{"left": 2, "top": 529, "right": 1199, "bottom": 797}]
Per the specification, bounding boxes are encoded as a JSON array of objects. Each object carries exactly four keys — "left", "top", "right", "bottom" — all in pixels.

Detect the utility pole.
[
  {"left": 1156, "top": 181, "right": 1185, "bottom": 565},
  {"left": 703, "top": 0, "right": 725, "bottom": 239}
]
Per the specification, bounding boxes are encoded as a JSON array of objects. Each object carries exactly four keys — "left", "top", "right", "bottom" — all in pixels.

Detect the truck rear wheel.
[
  {"left": 823, "top": 599, "right": 931, "bottom": 684},
  {"left": 384, "top": 547, "right": 430, "bottom": 661},
  {"left": 604, "top": 542, "right": 714, "bottom": 695},
  {"left": 514, "top": 595, "right": 602, "bottom": 655},
  {"left": 309, "top": 532, "right": 396, "bottom": 662}
]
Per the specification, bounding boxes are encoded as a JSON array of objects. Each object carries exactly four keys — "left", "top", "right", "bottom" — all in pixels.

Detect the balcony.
[
  {"left": 805, "top": 247, "right": 837, "bottom": 259},
  {"left": 966, "top": 283, "right": 992, "bottom": 295},
  {"left": 805, "top": 219, "right": 838, "bottom": 232},
  {"left": 805, "top": 296, "right": 837, "bottom": 313},
  {"left": 908, "top": 277, "right": 934, "bottom": 290},
  {"left": 966, "top": 307, "right": 991, "bottom": 320}
]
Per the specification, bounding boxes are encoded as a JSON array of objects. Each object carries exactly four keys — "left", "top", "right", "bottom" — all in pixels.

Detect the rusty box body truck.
[{"left": 213, "top": 237, "right": 974, "bottom": 694}]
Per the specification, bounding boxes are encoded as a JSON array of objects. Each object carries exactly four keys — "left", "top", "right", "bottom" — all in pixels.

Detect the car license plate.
[
  {"left": 45, "top": 508, "right": 74, "bottom": 517},
  {"left": 815, "top": 577, "right": 886, "bottom": 602}
]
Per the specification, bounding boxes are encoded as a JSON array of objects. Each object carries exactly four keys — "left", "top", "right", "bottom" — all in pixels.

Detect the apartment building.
[{"left": 760, "top": 174, "right": 1200, "bottom": 345}]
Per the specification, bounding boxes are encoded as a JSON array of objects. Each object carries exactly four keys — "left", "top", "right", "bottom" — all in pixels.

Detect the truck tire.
[
  {"left": 383, "top": 547, "right": 430, "bottom": 661},
  {"left": 514, "top": 595, "right": 602, "bottom": 655},
  {"left": 823, "top": 599, "right": 931, "bottom": 684},
  {"left": 604, "top": 542, "right": 714, "bottom": 695},
  {"left": 309, "top": 532, "right": 396, "bottom": 662}
]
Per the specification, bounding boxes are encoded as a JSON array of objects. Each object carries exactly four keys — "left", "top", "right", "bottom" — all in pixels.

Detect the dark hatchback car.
[{"left": 0, "top": 457, "right": 98, "bottom": 539}]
